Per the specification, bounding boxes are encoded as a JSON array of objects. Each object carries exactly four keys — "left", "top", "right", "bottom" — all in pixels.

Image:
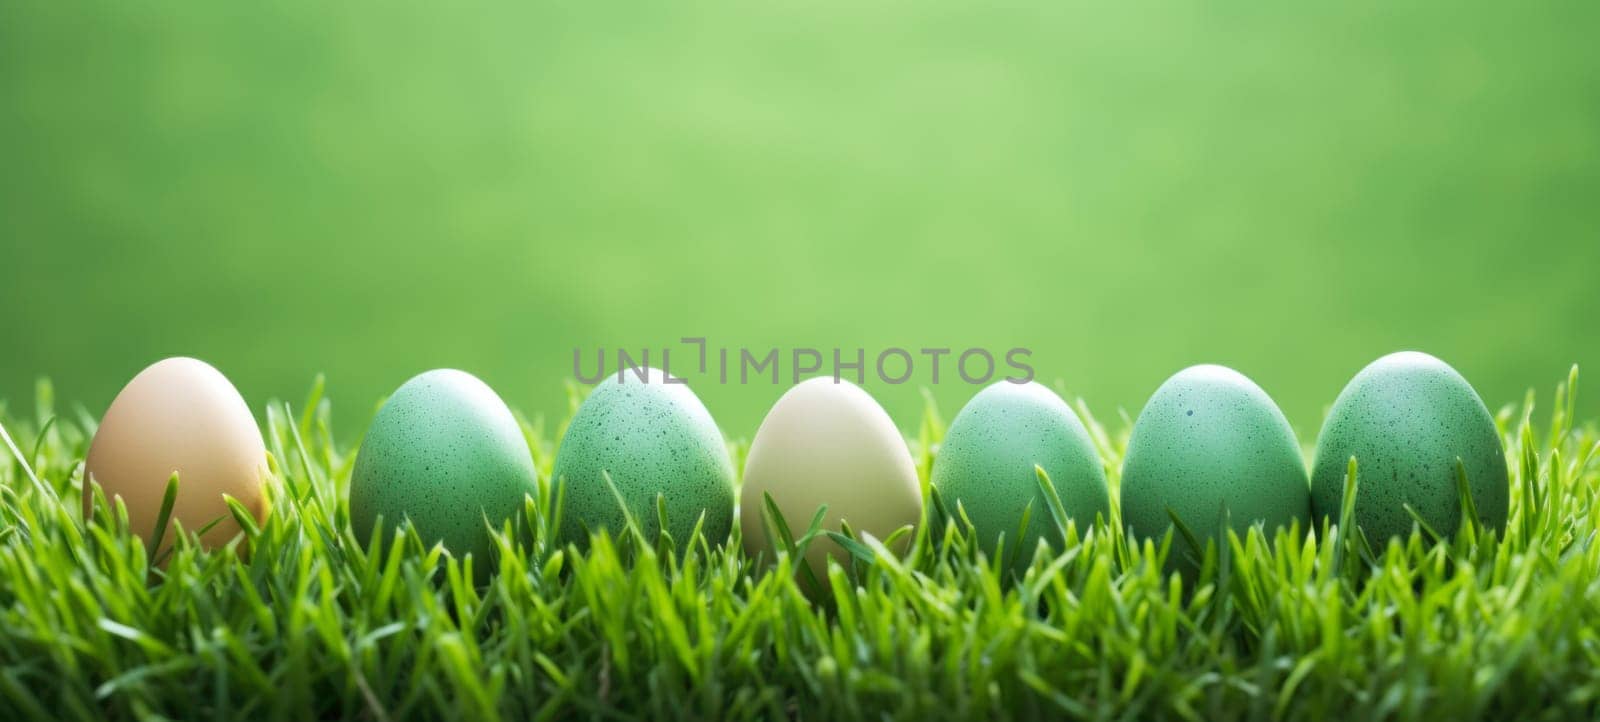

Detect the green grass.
[{"left": 1, "top": 369, "right": 1598, "bottom": 721}]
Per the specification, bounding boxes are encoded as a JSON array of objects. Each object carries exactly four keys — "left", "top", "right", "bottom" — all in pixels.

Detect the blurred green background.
[{"left": 3, "top": 4, "right": 1598, "bottom": 441}]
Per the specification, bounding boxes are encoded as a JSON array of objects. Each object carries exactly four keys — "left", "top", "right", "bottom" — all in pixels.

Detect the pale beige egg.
[
  {"left": 739, "top": 377, "right": 922, "bottom": 582},
  {"left": 83, "top": 357, "right": 268, "bottom": 552}
]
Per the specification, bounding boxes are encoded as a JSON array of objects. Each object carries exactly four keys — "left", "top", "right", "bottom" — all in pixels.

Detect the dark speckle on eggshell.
[
  {"left": 1310, "top": 351, "right": 1509, "bottom": 541},
  {"left": 348, "top": 370, "right": 538, "bottom": 568},
  {"left": 551, "top": 367, "right": 736, "bottom": 549}
]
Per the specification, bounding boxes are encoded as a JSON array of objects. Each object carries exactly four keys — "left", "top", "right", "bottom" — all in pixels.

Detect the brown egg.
[{"left": 83, "top": 357, "right": 268, "bottom": 552}]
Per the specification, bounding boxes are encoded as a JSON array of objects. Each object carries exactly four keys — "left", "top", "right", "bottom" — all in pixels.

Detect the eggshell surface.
[
  {"left": 932, "top": 381, "right": 1109, "bottom": 571},
  {"left": 551, "top": 367, "right": 736, "bottom": 548},
  {"left": 1119, "top": 365, "right": 1310, "bottom": 560},
  {"left": 739, "top": 378, "right": 922, "bottom": 581},
  {"left": 83, "top": 357, "right": 267, "bottom": 551},
  {"left": 348, "top": 369, "right": 537, "bottom": 564},
  {"left": 1310, "top": 351, "right": 1509, "bottom": 541}
]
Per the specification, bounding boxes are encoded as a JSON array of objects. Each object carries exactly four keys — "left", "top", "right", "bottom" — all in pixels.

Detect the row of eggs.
[{"left": 81, "top": 352, "right": 1508, "bottom": 578}]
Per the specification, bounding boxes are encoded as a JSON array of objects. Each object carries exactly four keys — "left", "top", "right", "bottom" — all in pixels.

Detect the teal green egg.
[
  {"left": 348, "top": 369, "right": 538, "bottom": 567},
  {"left": 931, "top": 381, "right": 1109, "bottom": 572},
  {"left": 551, "top": 368, "right": 735, "bottom": 549},
  {"left": 1119, "top": 365, "right": 1310, "bottom": 564},
  {"left": 1310, "top": 351, "right": 1509, "bottom": 542}
]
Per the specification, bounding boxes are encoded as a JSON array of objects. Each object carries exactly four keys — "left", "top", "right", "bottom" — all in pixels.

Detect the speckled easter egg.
[
  {"left": 1310, "top": 351, "right": 1509, "bottom": 542},
  {"left": 551, "top": 367, "right": 735, "bottom": 549},
  {"left": 348, "top": 370, "right": 537, "bottom": 565},
  {"left": 932, "top": 381, "right": 1109, "bottom": 571},
  {"left": 1120, "top": 365, "right": 1310, "bottom": 560},
  {"left": 83, "top": 357, "right": 268, "bottom": 553}
]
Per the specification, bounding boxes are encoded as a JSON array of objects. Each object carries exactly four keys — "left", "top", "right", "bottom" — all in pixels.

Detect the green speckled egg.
[
  {"left": 932, "top": 381, "right": 1109, "bottom": 571},
  {"left": 551, "top": 367, "right": 735, "bottom": 549},
  {"left": 1120, "top": 365, "right": 1310, "bottom": 560},
  {"left": 348, "top": 370, "right": 537, "bottom": 565},
  {"left": 1310, "top": 351, "right": 1508, "bottom": 542}
]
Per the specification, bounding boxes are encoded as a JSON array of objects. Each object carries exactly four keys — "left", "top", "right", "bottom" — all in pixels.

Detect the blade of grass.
[{"left": 149, "top": 472, "right": 181, "bottom": 566}]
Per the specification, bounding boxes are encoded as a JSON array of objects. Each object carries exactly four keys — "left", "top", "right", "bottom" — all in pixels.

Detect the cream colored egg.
[
  {"left": 84, "top": 357, "right": 268, "bottom": 552},
  {"left": 739, "top": 377, "right": 922, "bottom": 581}
]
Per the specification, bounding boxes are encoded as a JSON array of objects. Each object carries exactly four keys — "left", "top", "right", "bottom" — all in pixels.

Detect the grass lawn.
[{"left": 1, "top": 369, "right": 1597, "bottom": 721}]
